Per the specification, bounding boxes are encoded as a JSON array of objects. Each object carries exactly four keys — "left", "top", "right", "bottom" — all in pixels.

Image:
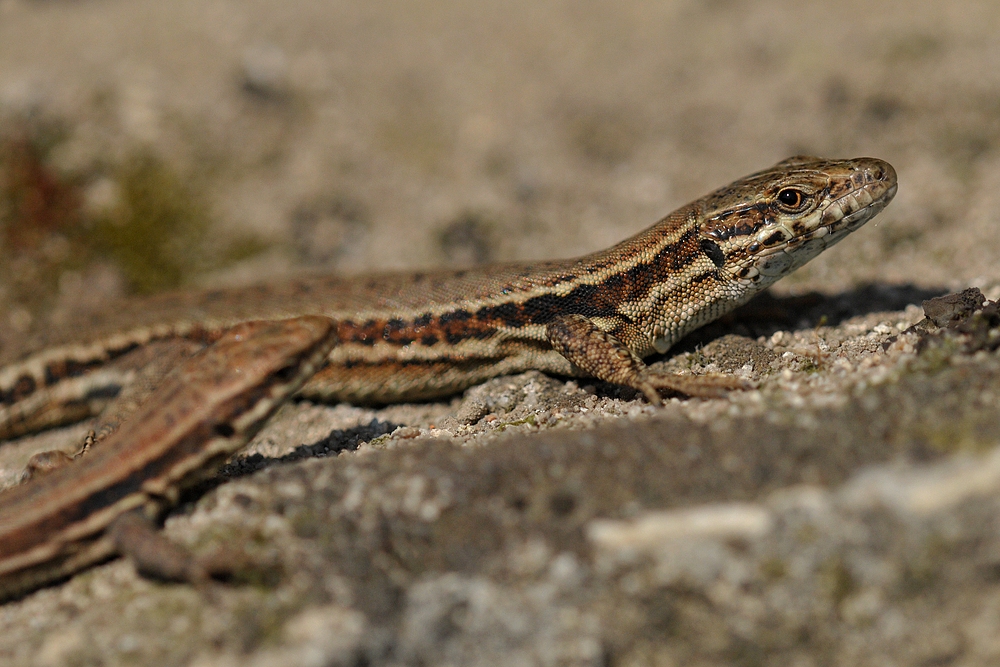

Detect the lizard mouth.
[{"left": 819, "top": 178, "right": 898, "bottom": 238}]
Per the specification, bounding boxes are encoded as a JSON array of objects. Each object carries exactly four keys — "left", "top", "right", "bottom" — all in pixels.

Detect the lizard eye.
[{"left": 776, "top": 188, "right": 807, "bottom": 211}]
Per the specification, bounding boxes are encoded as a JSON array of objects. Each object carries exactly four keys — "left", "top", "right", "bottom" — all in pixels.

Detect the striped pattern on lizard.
[{"left": 0, "top": 156, "right": 896, "bottom": 440}]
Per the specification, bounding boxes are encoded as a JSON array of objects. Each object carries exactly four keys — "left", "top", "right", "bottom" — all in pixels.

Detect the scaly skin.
[{"left": 0, "top": 156, "right": 896, "bottom": 433}]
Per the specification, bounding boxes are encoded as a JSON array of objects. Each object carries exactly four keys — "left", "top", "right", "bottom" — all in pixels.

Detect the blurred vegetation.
[
  {"left": 0, "top": 118, "right": 86, "bottom": 316},
  {"left": 89, "top": 151, "right": 211, "bottom": 294},
  {"left": 0, "top": 116, "right": 269, "bottom": 319}
]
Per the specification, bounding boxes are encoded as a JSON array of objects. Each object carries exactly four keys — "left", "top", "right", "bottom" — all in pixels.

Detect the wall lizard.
[{"left": 0, "top": 155, "right": 897, "bottom": 600}]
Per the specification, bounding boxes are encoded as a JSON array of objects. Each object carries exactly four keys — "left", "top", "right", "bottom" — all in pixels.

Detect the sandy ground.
[{"left": 2, "top": 1, "right": 1000, "bottom": 665}]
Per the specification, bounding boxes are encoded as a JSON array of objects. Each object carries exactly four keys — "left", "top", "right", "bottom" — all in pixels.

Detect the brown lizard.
[
  {"left": 0, "top": 155, "right": 896, "bottom": 435},
  {"left": 0, "top": 155, "right": 897, "bottom": 599}
]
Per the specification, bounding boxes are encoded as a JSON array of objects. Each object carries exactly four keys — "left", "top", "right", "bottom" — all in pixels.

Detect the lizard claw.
[{"left": 638, "top": 372, "right": 753, "bottom": 401}]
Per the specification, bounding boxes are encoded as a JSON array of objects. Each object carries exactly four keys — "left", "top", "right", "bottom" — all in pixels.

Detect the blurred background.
[{"left": 0, "top": 0, "right": 997, "bottom": 333}]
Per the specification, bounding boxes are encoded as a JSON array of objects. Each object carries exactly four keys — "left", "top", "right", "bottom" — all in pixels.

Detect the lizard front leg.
[{"left": 546, "top": 314, "right": 750, "bottom": 404}]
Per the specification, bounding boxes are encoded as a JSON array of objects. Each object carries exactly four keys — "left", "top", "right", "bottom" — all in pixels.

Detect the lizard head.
[{"left": 696, "top": 156, "right": 897, "bottom": 288}]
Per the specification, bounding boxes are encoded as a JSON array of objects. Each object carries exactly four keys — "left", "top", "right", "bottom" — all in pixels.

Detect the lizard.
[
  {"left": 0, "top": 155, "right": 897, "bottom": 439},
  {"left": 0, "top": 155, "right": 897, "bottom": 599}
]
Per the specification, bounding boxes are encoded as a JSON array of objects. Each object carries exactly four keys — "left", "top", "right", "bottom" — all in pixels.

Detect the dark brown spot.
[
  {"left": 273, "top": 363, "right": 301, "bottom": 383},
  {"left": 213, "top": 422, "right": 236, "bottom": 438},
  {"left": 382, "top": 318, "right": 412, "bottom": 344},
  {"left": 338, "top": 320, "right": 381, "bottom": 346},
  {"left": 761, "top": 231, "right": 786, "bottom": 247},
  {"left": 699, "top": 238, "right": 726, "bottom": 268},
  {"left": 439, "top": 309, "right": 471, "bottom": 324},
  {"left": 8, "top": 375, "right": 36, "bottom": 402}
]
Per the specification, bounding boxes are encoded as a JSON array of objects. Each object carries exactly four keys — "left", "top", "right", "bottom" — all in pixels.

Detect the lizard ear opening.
[{"left": 699, "top": 239, "right": 726, "bottom": 268}]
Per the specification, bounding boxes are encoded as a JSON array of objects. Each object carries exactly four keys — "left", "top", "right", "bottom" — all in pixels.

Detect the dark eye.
[{"left": 776, "top": 188, "right": 805, "bottom": 210}]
